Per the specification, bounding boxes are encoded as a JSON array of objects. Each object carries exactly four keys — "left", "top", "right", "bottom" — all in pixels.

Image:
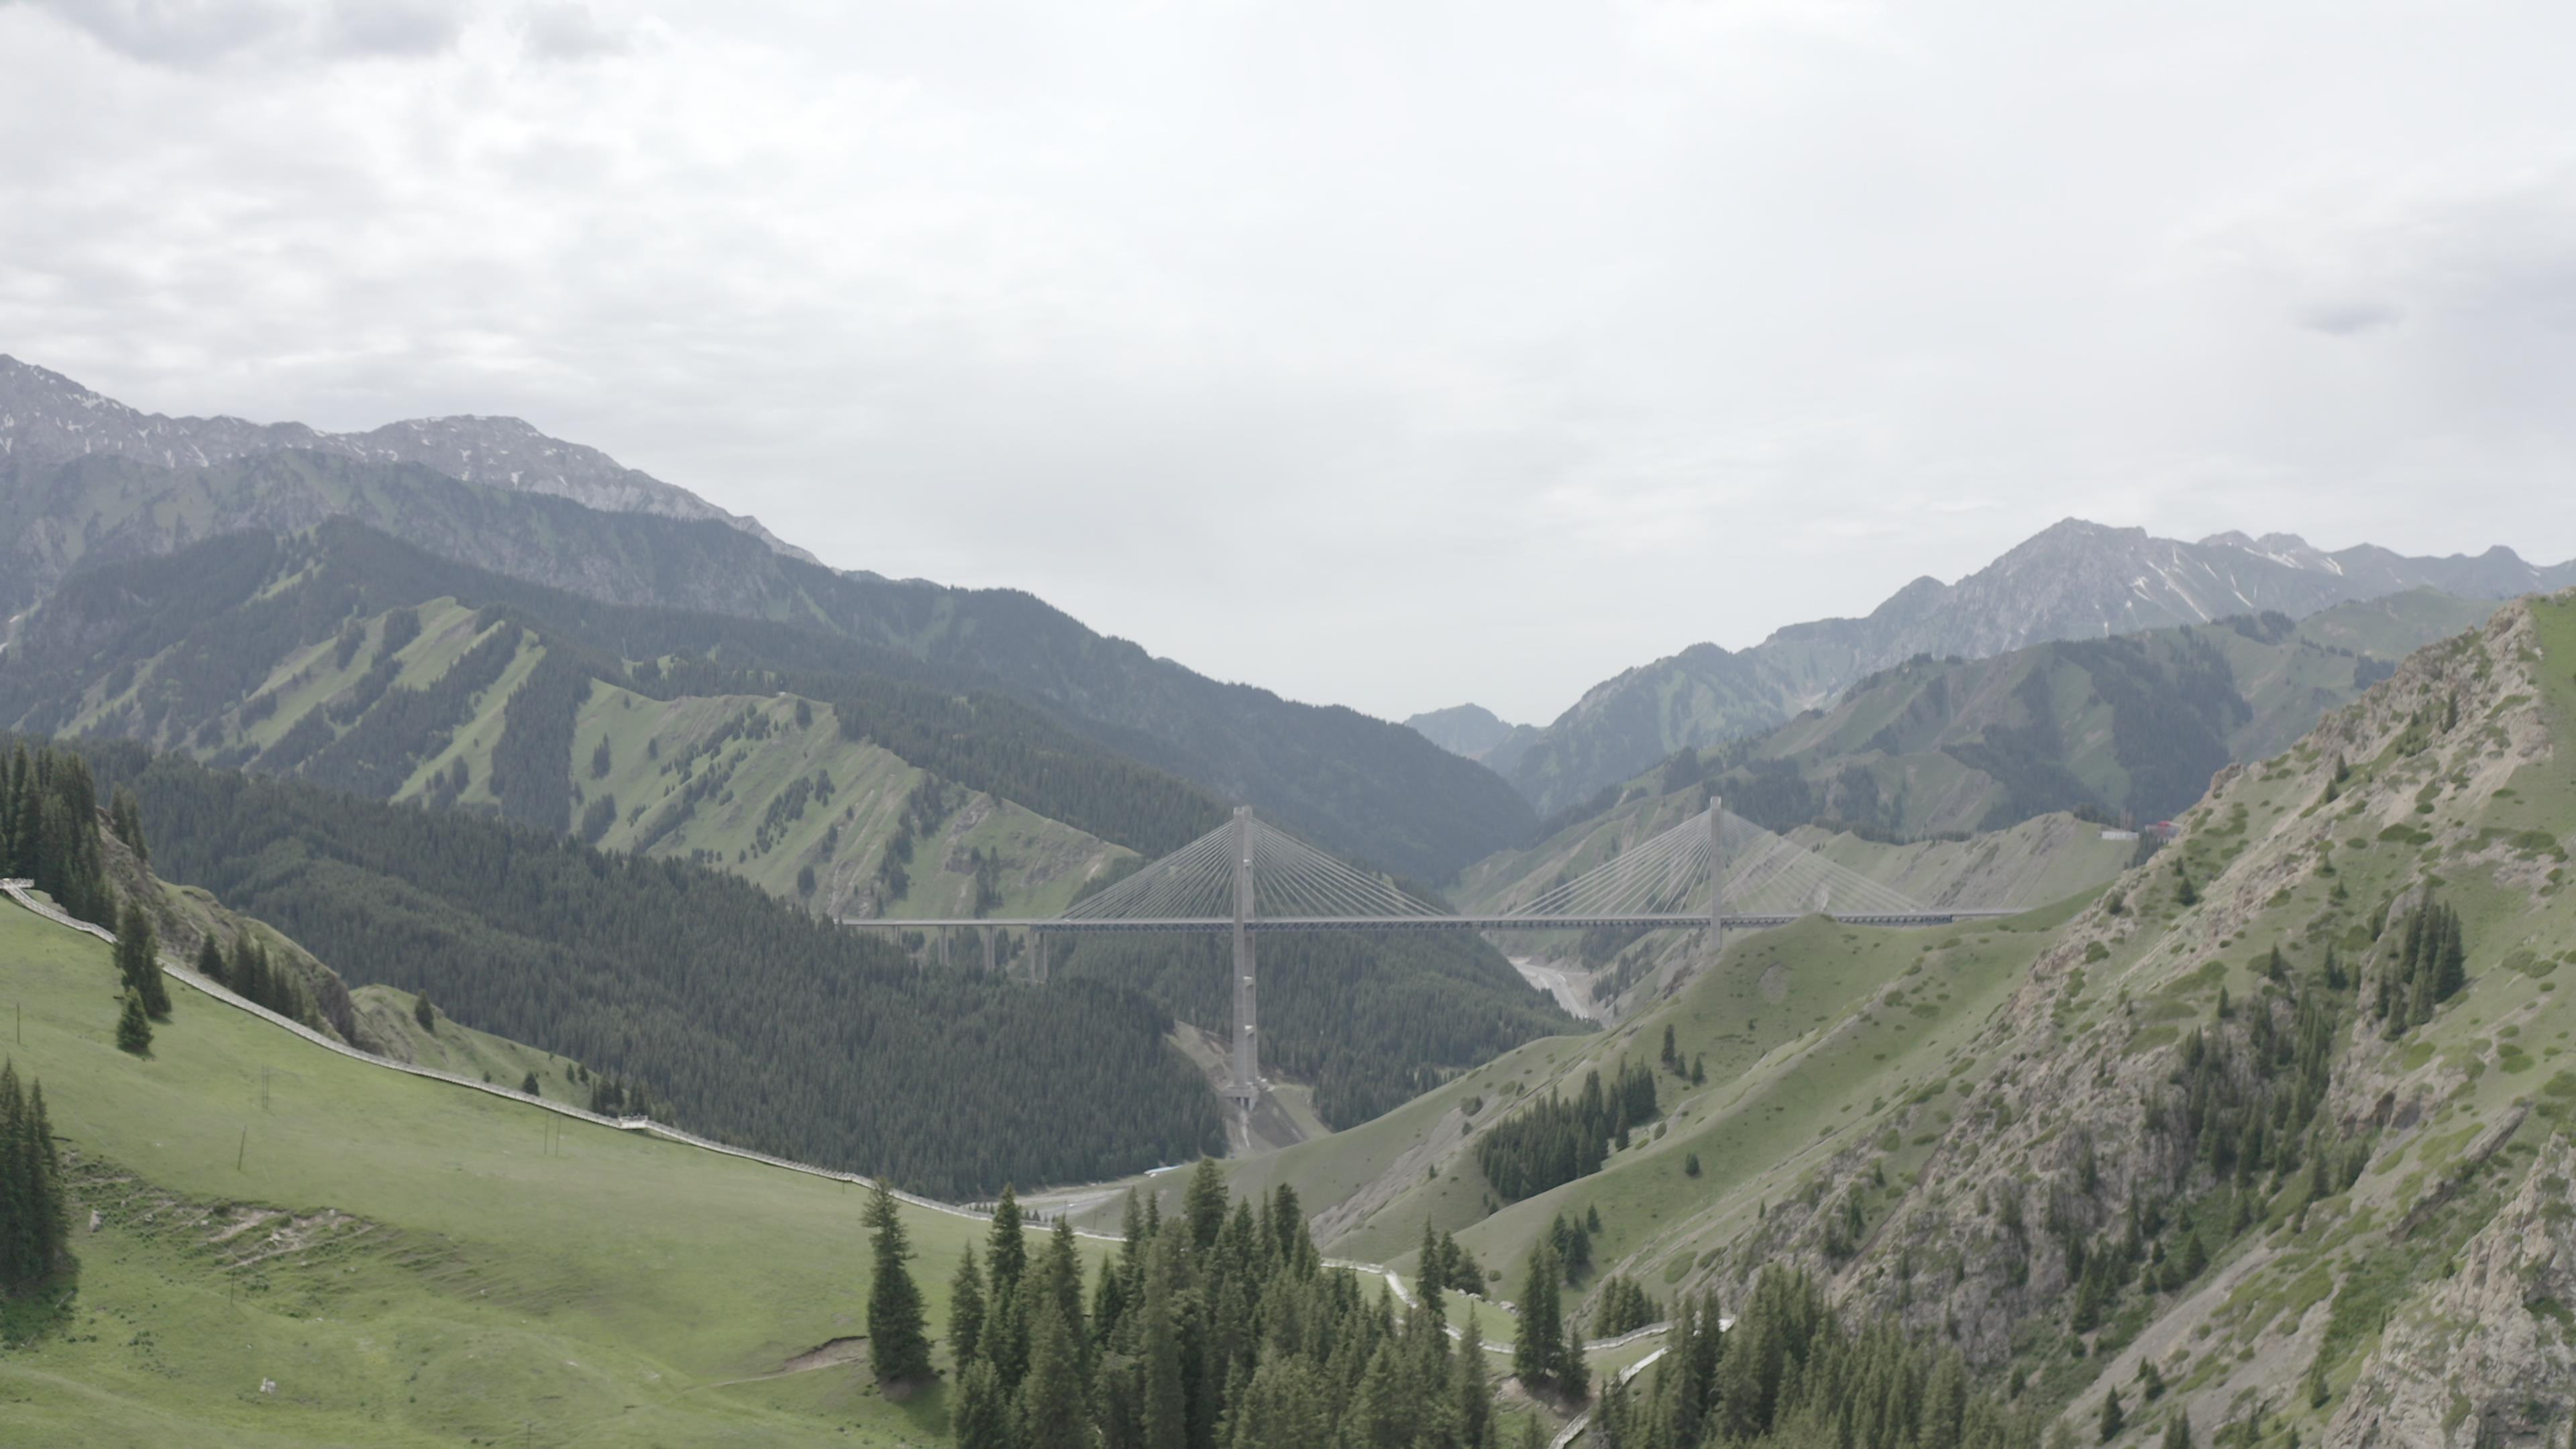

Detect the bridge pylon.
[
  {"left": 1226, "top": 805, "right": 1260, "bottom": 1115},
  {"left": 1708, "top": 794, "right": 1726, "bottom": 954}
]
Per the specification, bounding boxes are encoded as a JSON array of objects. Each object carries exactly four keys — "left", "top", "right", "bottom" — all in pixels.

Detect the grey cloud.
[
  {"left": 321, "top": 0, "right": 465, "bottom": 57},
  {"left": 31, "top": 0, "right": 294, "bottom": 65},
  {"left": 516, "top": 1, "right": 625, "bottom": 60},
  {"left": 2294, "top": 299, "right": 2402, "bottom": 335},
  {"left": 28, "top": 0, "right": 466, "bottom": 64},
  {"left": 5, "top": 1, "right": 2576, "bottom": 722}
]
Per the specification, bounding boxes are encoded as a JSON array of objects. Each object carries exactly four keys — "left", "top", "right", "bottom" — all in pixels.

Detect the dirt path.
[{"left": 691, "top": 1337, "right": 871, "bottom": 1391}]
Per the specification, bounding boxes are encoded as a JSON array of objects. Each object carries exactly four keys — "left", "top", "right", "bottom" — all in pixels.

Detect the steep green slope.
[
  {"left": 1, "top": 527, "right": 1222, "bottom": 861},
  {"left": 1694, "top": 591, "right": 2496, "bottom": 839},
  {"left": 1059, "top": 929, "right": 1575, "bottom": 1131},
  {"left": 1576, "top": 588, "right": 2504, "bottom": 840},
  {"left": 1492, "top": 520, "right": 2570, "bottom": 821},
  {"left": 569, "top": 684, "right": 1130, "bottom": 919},
  {"left": 68, "top": 739, "right": 1224, "bottom": 1197},
  {"left": 1, "top": 447, "right": 1535, "bottom": 877},
  {"left": 1267, "top": 592, "right": 2576, "bottom": 1444},
  {"left": 1788, "top": 812, "right": 2137, "bottom": 910},
  {"left": 0, "top": 898, "right": 1053, "bottom": 1447},
  {"left": 1500, "top": 643, "right": 1807, "bottom": 818}
]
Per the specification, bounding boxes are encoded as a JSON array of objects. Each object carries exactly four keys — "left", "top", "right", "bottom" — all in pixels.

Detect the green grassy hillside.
[
  {"left": 0, "top": 898, "right": 1058, "bottom": 1447},
  {"left": 347, "top": 983, "right": 589, "bottom": 1102},
  {"left": 1256, "top": 592, "right": 2576, "bottom": 1443},
  {"left": 3, "top": 484, "right": 1534, "bottom": 880},
  {"left": 1705, "top": 591, "right": 2498, "bottom": 837},
  {"left": 46, "top": 588, "right": 1134, "bottom": 922}
]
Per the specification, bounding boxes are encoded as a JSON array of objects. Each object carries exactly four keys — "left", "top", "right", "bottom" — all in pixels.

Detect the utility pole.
[
  {"left": 1708, "top": 797, "right": 1726, "bottom": 954},
  {"left": 1228, "top": 806, "right": 1260, "bottom": 1118}
]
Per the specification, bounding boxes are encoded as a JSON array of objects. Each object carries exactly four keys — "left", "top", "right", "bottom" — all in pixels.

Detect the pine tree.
[
  {"left": 865, "top": 1183, "right": 933, "bottom": 1384},
  {"left": 1138, "top": 1250, "right": 1185, "bottom": 1449},
  {"left": 1018, "top": 1287, "right": 1088, "bottom": 1449},
  {"left": 115, "top": 901, "right": 170, "bottom": 1019},
  {"left": 1514, "top": 1242, "right": 1566, "bottom": 1394},
  {"left": 196, "top": 933, "right": 228, "bottom": 987},
  {"left": 1228, "top": 1354, "right": 1332, "bottom": 1449},
  {"left": 108, "top": 784, "right": 148, "bottom": 864},
  {"left": 954, "top": 1358, "right": 1015, "bottom": 1449},
  {"left": 1418, "top": 1220, "right": 1446, "bottom": 1324},
  {"left": 1, "top": 1063, "right": 68, "bottom": 1288},
  {"left": 1185, "top": 1158, "right": 1228, "bottom": 1251},
  {"left": 115, "top": 986, "right": 152, "bottom": 1054},
  {"left": 1454, "top": 1312, "right": 1493, "bottom": 1449},
  {"left": 985, "top": 1274, "right": 1032, "bottom": 1394},
  {"left": 951, "top": 1243, "right": 988, "bottom": 1367},
  {"left": 989, "top": 1184, "right": 1028, "bottom": 1294},
  {"left": 2100, "top": 1385, "right": 2124, "bottom": 1442},
  {"left": 414, "top": 991, "right": 435, "bottom": 1032},
  {"left": 2160, "top": 1411, "right": 2192, "bottom": 1448},
  {"left": 520, "top": 1071, "right": 541, "bottom": 1096}
]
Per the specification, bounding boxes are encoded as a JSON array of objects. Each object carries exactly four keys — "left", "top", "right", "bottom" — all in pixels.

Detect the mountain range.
[
  {"left": 1428, "top": 517, "right": 2576, "bottom": 817},
  {"left": 1240, "top": 584, "right": 2576, "bottom": 1448},
  {"left": 0, "top": 356, "right": 1532, "bottom": 883},
  {"left": 0, "top": 354, "right": 812, "bottom": 568}
]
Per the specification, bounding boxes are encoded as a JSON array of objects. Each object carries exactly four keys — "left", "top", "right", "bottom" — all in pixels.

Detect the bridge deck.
[{"left": 838, "top": 910, "right": 2025, "bottom": 933}]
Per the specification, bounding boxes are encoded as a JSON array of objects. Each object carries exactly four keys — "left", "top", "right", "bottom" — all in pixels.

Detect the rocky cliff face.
[
  {"left": 0, "top": 354, "right": 811, "bottom": 560},
  {"left": 2328, "top": 1134, "right": 2576, "bottom": 1447},
  {"left": 1344, "top": 591, "right": 2576, "bottom": 1445},
  {"left": 1676, "top": 592, "right": 2576, "bottom": 1443}
]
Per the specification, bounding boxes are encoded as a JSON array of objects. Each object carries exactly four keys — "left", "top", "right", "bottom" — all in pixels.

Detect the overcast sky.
[{"left": 6, "top": 1, "right": 2575, "bottom": 724}]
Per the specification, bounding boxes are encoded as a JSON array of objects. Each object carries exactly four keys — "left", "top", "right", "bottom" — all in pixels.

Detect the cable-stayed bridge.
[{"left": 843, "top": 800, "right": 2017, "bottom": 1111}]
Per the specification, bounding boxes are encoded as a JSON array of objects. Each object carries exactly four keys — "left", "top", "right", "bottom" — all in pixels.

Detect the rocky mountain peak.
[
  {"left": 0, "top": 354, "right": 814, "bottom": 563},
  {"left": 1403, "top": 702, "right": 1521, "bottom": 758}
]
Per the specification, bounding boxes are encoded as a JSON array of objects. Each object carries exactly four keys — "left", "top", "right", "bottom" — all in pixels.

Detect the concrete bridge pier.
[
  {"left": 1226, "top": 806, "right": 1262, "bottom": 1116},
  {"left": 1708, "top": 795, "right": 1727, "bottom": 956}
]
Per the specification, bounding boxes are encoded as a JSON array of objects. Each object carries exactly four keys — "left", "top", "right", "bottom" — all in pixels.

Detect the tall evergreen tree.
[
  {"left": 1513, "top": 1242, "right": 1566, "bottom": 1394},
  {"left": 990, "top": 1185, "right": 1029, "bottom": 1293},
  {"left": 951, "top": 1243, "right": 989, "bottom": 1368},
  {"left": 955, "top": 1358, "right": 1015, "bottom": 1449},
  {"left": 115, "top": 986, "right": 152, "bottom": 1054},
  {"left": 1185, "top": 1159, "right": 1228, "bottom": 1252},
  {"left": 1417, "top": 1220, "right": 1446, "bottom": 1324},
  {"left": 195, "top": 933, "right": 229, "bottom": 988},
  {"left": 108, "top": 784, "right": 148, "bottom": 864},
  {"left": 1138, "top": 1233, "right": 1187, "bottom": 1449},
  {"left": 3, "top": 746, "right": 112, "bottom": 924},
  {"left": 115, "top": 901, "right": 170, "bottom": 1020},
  {"left": 1227, "top": 1355, "right": 1331, "bottom": 1449},
  {"left": 1018, "top": 1287, "right": 1089, "bottom": 1449},
  {"left": 865, "top": 1183, "right": 933, "bottom": 1384},
  {"left": 1454, "top": 1313, "right": 1493, "bottom": 1449},
  {"left": 0, "top": 1063, "right": 69, "bottom": 1289}
]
